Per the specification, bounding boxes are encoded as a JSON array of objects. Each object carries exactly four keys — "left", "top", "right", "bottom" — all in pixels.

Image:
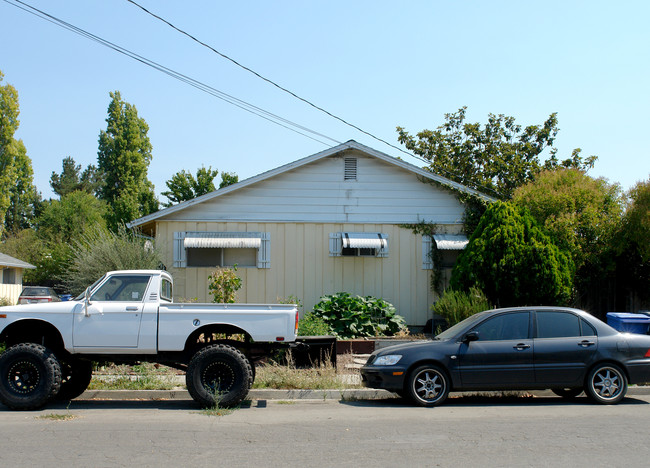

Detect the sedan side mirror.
[{"left": 463, "top": 331, "right": 479, "bottom": 343}]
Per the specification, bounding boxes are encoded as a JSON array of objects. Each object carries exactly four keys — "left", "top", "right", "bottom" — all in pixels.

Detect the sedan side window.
[
  {"left": 91, "top": 275, "right": 152, "bottom": 302},
  {"left": 536, "top": 311, "right": 581, "bottom": 338},
  {"left": 471, "top": 312, "right": 530, "bottom": 341},
  {"left": 580, "top": 318, "right": 597, "bottom": 336}
]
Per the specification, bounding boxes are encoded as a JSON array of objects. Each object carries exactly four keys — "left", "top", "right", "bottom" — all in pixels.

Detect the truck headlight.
[{"left": 373, "top": 355, "right": 402, "bottom": 366}]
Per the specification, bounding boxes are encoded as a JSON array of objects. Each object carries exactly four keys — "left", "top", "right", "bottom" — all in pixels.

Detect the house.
[
  {"left": 0, "top": 252, "right": 36, "bottom": 305},
  {"left": 128, "top": 140, "right": 493, "bottom": 326}
]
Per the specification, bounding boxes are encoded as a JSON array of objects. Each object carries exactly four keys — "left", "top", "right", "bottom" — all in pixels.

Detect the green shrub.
[
  {"left": 311, "top": 292, "right": 407, "bottom": 339},
  {"left": 433, "top": 287, "right": 492, "bottom": 327},
  {"left": 298, "top": 312, "right": 331, "bottom": 336},
  {"left": 208, "top": 265, "right": 242, "bottom": 303},
  {"left": 61, "top": 224, "right": 162, "bottom": 296},
  {"left": 451, "top": 201, "right": 574, "bottom": 307},
  {"left": 0, "top": 296, "right": 12, "bottom": 306}
]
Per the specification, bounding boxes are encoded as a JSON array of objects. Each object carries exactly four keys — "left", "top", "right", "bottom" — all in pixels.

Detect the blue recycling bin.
[{"left": 606, "top": 312, "right": 650, "bottom": 334}]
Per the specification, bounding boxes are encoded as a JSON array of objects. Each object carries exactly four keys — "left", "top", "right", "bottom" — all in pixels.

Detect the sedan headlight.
[{"left": 373, "top": 354, "right": 402, "bottom": 366}]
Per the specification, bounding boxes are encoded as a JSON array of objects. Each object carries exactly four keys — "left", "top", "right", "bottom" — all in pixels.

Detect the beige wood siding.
[
  {"left": 158, "top": 221, "right": 463, "bottom": 326},
  {"left": 0, "top": 269, "right": 24, "bottom": 305}
]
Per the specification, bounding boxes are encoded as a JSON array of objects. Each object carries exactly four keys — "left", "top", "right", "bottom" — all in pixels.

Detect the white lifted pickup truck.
[{"left": 0, "top": 270, "right": 298, "bottom": 410}]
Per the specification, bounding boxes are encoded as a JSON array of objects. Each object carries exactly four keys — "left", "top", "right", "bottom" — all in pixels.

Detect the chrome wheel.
[
  {"left": 408, "top": 365, "right": 449, "bottom": 407},
  {"left": 585, "top": 364, "right": 627, "bottom": 404}
]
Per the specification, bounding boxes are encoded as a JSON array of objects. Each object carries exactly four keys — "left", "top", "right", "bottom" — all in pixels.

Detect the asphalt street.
[{"left": 2, "top": 394, "right": 650, "bottom": 467}]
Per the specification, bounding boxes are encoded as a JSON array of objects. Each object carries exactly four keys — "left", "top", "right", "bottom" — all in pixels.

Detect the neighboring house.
[
  {"left": 0, "top": 253, "right": 36, "bottom": 305},
  {"left": 129, "top": 140, "right": 493, "bottom": 326}
]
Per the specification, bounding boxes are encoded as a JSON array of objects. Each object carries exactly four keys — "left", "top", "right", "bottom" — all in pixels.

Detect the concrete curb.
[{"left": 77, "top": 386, "right": 650, "bottom": 402}]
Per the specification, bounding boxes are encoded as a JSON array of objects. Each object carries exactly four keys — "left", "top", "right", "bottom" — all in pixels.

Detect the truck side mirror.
[{"left": 84, "top": 287, "right": 91, "bottom": 317}]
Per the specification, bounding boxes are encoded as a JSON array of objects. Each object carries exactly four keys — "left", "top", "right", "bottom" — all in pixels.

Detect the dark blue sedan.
[{"left": 360, "top": 307, "right": 650, "bottom": 406}]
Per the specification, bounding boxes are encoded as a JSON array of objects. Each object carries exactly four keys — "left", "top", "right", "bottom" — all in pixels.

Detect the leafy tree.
[
  {"left": 0, "top": 228, "right": 46, "bottom": 284},
  {"left": 397, "top": 107, "right": 596, "bottom": 200},
  {"left": 60, "top": 225, "right": 162, "bottom": 296},
  {"left": 451, "top": 201, "right": 574, "bottom": 307},
  {"left": 162, "top": 167, "right": 239, "bottom": 207},
  {"left": 97, "top": 91, "right": 158, "bottom": 230},
  {"left": 37, "top": 191, "right": 106, "bottom": 245},
  {"left": 50, "top": 156, "right": 102, "bottom": 197},
  {"left": 512, "top": 169, "right": 622, "bottom": 274},
  {"left": 0, "top": 71, "right": 19, "bottom": 233},
  {"left": 614, "top": 178, "right": 650, "bottom": 306},
  {"left": 0, "top": 71, "right": 38, "bottom": 236},
  {"left": 3, "top": 140, "right": 39, "bottom": 233},
  {"left": 162, "top": 166, "right": 219, "bottom": 207},
  {"left": 219, "top": 171, "right": 239, "bottom": 189},
  {"left": 1, "top": 193, "right": 107, "bottom": 288}
]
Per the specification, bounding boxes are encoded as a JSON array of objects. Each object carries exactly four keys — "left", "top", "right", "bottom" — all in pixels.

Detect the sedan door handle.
[
  {"left": 579, "top": 340, "right": 595, "bottom": 347},
  {"left": 513, "top": 343, "right": 531, "bottom": 350},
  {"left": 126, "top": 306, "right": 139, "bottom": 311}
]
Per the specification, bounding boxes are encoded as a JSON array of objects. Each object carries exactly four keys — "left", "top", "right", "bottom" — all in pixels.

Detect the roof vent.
[{"left": 344, "top": 157, "right": 357, "bottom": 181}]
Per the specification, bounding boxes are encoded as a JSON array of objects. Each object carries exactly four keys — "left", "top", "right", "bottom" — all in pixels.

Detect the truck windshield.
[{"left": 73, "top": 274, "right": 106, "bottom": 301}]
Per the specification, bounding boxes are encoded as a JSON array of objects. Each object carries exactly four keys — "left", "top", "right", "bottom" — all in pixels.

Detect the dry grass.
[{"left": 253, "top": 353, "right": 361, "bottom": 390}]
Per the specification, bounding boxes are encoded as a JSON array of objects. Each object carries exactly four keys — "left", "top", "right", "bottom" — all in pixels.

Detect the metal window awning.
[
  {"left": 342, "top": 233, "right": 387, "bottom": 249},
  {"left": 184, "top": 237, "right": 261, "bottom": 249},
  {"left": 433, "top": 234, "right": 468, "bottom": 250}
]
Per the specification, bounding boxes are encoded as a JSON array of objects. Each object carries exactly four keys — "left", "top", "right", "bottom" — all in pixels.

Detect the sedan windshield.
[{"left": 435, "top": 311, "right": 490, "bottom": 340}]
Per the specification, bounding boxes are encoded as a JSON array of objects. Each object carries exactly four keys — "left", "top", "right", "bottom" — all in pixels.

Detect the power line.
[
  {"left": 4, "top": 0, "right": 503, "bottom": 198},
  {"left": 3, "top": 0, "right": 342, "bottom": 147},
  {"left": 124, "top": 0, "right": 415, "bottom": 159},
  {"left": 123, "top": 0, "right": 503, "bottom": 199}
]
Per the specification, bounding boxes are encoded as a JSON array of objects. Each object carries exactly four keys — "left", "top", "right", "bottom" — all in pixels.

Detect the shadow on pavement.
[
  {"left": 0, "top": 399, "right": 271, "bottom": 412},
  {"left": 339, "top": 394, "right": 650, "bottom": 408}
]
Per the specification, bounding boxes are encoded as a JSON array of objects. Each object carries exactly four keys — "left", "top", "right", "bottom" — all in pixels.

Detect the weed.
[
  {"left": 38, "top": 413, "right": 78, "bottom": 421},
  {"left": 200, "top": 387, "right": 234, "bottom": 417}
]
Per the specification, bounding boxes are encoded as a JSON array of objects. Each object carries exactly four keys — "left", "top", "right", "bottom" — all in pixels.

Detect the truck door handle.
[
  {"left": 513, "top": 343, "right": 531, "bottom": 350},
  {"left": 126, "top": 307, "right": 139, "bottom": 311},
  {"left": 579, "top": 340, "right": 595, "bottom": 347}
]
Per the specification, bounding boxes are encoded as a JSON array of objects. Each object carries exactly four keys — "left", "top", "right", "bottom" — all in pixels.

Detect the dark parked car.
[
  {"left": 361, "top": 307, "right": 650, "bottom": 407},
  {"left": 17, "top": 286, "right": 61, "bottom": 304}
]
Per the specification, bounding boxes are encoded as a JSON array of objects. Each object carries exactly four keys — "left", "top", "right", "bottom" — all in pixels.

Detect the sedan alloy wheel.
[
  {"left": 585, "top": 364, "right": 627, "bottom": 404},
  {"left": 408, "top": 365, "right": 449, "bottom": 407}
]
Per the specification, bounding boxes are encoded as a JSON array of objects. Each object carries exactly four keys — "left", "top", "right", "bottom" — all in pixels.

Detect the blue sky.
[{"left": 1, "top": 0, "right": 648, "bottom": 201}]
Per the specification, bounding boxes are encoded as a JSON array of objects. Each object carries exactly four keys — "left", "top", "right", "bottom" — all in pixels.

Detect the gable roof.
[
  {"left": 128, "top": 140, "right": 495, "bottom": 229},
  {"left": 0, "top": 252, "right": 36, "bottom": 269}
]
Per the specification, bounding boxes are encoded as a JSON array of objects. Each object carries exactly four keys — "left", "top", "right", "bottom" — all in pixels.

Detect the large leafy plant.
[{"left": 311, "top": 293, "right": 406, "bottom": 339}]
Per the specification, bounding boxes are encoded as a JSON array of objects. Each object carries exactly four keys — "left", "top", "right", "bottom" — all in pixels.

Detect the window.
[
  {"left": 423, "top": 234, "right": 468, "bottom": 269},
  {"left": 536, "top": 311, "right": 581, "bottom": 338},
  {"left": 329, "top": 232, "right": 388, "bottom": 257},
  {"left": 3, "top": 268, "right": 16, "bottom": 284},
  {"left": 174, "top": 232, "right": 271, "bottom": 268},
  {"left": 161, "top": 278, "right": 173, "bottom": 302},
  {"left": 91, "top": 275, "right": 152, "bottom": 302},
  {"left": 581, "top": 319, "right": 597, "bottom": 336},
  {"left": 471, "top": 312, "right": 530, "bottom": 341}
]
